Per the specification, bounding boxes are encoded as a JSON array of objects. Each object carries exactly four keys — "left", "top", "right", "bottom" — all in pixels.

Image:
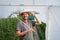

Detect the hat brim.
[{"left": 19, "top": 11, "right": 30, "bottom": 16}]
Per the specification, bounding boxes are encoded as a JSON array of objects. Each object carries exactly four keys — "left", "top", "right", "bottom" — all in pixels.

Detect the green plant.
[
  {"left": 0, "top": 18, "right": 46, "bottom": 40},
  {"left": 36, "top": 22, "right": 46, "bottom": 40},
  {"left": 0, "top": 18, "right": 19, "bottom": 40}
]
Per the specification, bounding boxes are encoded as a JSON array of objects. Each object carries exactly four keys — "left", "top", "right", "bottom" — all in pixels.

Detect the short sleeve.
[
  {"left": 31, "top": 20, "right": 36, "bottom": 26},
  {"left": 16, "top": 22, "right": 21, "bottom": 31}
]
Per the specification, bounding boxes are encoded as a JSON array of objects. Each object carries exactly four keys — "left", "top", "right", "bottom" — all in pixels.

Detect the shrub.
[{"left": 0, "top": 18, "right": 19, "bottom": 40}]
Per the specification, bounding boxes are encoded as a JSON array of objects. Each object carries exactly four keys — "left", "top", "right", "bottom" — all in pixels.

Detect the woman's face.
[{"left": 21, "top": 12, "right": 29, "bottom": 20}]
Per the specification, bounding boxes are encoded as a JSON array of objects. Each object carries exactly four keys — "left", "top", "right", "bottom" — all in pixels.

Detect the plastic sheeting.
[
  {"left": 46, "top": 6, "right": 60, "bottom": 40},
  {"left": 0, "top": 6, "right": 47, "bottom": 23}
]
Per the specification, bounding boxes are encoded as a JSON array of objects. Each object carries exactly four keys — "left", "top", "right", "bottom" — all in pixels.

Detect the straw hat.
[{"left": 19, "top": 10, "right": 30, "bottom": 16}]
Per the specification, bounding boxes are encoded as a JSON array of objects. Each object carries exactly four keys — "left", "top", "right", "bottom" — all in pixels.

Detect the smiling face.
[{"left": 21, "top": 12, "right": 29, "bottom": 20}]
